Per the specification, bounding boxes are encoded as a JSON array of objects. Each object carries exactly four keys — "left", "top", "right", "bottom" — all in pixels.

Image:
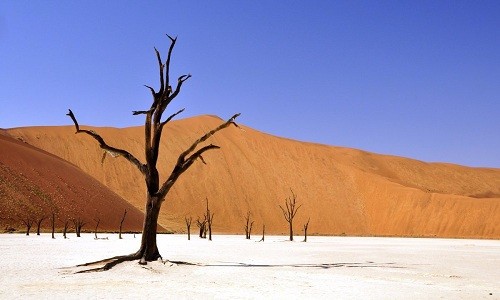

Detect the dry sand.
[
  {"left": 0, "top": 133, "right": 145, "bottom": 232},
  {"left": 6, "top": 115, "right": 500, "bottom": 238},
  {"left": 0, "top": 234, "right": 498, "bottom": 299}
]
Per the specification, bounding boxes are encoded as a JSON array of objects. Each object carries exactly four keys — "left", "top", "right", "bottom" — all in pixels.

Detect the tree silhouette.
[
  {"left": 67, "top": 35, "right": 239, "bottom": 271},
  {"left": 243, "top": 211, "right": 254, "bottom": 239},
  {"left": 279, "top": 189, "right": 302, "bottom": 241}
]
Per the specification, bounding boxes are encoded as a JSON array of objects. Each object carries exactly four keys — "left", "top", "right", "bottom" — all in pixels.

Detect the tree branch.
[
  {"left": 156, "top": 113, "right": 240, "bottom": 200},
  {"left": 66, "top": 109, "right": 146, "bottom": 175}
]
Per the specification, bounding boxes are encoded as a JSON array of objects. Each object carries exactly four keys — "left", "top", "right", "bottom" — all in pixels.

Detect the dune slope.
[
  {"left": 6, "top": 115, "right": 500, "bottom": 238},
  {"left": 0, "top": 133, "right": 145, "bottom": 232}
]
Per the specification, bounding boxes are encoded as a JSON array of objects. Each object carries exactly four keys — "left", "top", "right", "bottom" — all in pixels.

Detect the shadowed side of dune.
[{"left": 0, "top": 133, "right": 147, "bottom": 233}]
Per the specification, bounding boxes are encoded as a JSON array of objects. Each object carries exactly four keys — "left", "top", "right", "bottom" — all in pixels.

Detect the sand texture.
[{"left": 5, "top": 115, "right": 500, "bottom": 237}]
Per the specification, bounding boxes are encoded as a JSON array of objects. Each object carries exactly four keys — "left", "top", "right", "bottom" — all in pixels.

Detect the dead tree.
[
  {"left": 36, "top": 215, "right": 48, "bottom": 235},
  {"left": 205, "top": 198, "right": 215, "bottom": 241},
  {"left": 66, "top": 35, "right": 240, "bottom": 271},
  {"left": 63, "top": 219, "right": 70, "bottom": 239},
  {"left": 279, "top": 189, "right": 302, "bottom": 241},
  {"left": 51, "top": 213, "right": 56, "bottom": 239},
  {"left": 259, "top": 224, "right": 265, "bottom": 242},
  {"left": 196, "top": 216, "right": 207, "bottom": 239},
  {"left": 185, "top": 216, "right": 192, "bottom": 240},
  {"left": 72, "top": 217, "right": 86, "bottom": 237},
  {"left": 244, "top": 211, "right": 254, "bottom": 239},
  {"left": 94, "top": 217, "right": 100, "bottom": 239},
  {"left": 20, "top": 216, "right": 34, "bottom": 236},
  {"left": 119, "top": 209, "right": 127, "bottom": 239},
  {"left": 303, "top": 218, "right": 310, "bottom": 242}
]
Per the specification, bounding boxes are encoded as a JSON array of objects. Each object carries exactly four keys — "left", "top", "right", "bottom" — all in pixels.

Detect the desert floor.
[{"left": 0, "top": 233, "right": 498, "bottom": 299}]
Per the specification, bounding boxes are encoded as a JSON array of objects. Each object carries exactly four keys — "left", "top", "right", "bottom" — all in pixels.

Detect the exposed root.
[{"left": 74, "top": 253, "right": 142, "bottom": 273}]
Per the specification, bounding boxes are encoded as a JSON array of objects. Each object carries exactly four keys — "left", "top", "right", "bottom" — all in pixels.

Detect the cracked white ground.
[{"left": 1, "top": 234, "right": 498, "bottom": 299}]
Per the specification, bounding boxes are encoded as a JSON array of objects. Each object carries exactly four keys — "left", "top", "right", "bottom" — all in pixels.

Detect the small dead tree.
[
  {"left": 119, "top": 209, "right": 127, "bottom": 239},
  {"left": 66, "top": 35, "right": 240, "bottom": 271},
  {"left": 51, "top": 213, "right": 56, "bottom": 239},
  {"left": 20, "top": 216, "right": 34, "bottom": 236},
  {"left": 185, "top": 216, "right": 192, "bottom": 240},
  {"left": 244, "top": 211, "right": 254, "bottom": 239},
  {"left": 36, "top": 215, "right": 48, "bottom": 236},
  {"left": 279, "top": 189, "right": 302, "bottom": 241},
  {"left": 196, "top": 216, "right": 207, "bottom": 239},
  {"left": 205, "top": 198, "right": 214, "bottom": 241},
  {"left": 73, "top": 217, "right": 86, "bottom": 237},
  {"left": 259, "top": 224, "right": 265, "bottom": 242},
  {"left": 303, "top": 218, "right": 310, "bottom": 242},
  {"left": 63, "top": 219, "right": 70, "bottom": 239},
  {"left": 94, "top": 217, "right": 100, "bottom": 239}
]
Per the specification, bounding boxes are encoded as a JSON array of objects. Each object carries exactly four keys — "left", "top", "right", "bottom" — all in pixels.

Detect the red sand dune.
[
  {"left": 0, "top": 132, "right": 145, "bottom": 233},
  {"left": 5, "top": 115, "right": 500, "bottom": 238}
]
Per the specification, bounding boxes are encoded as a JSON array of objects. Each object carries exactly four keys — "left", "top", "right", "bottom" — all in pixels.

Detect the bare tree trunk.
[
  {"left": 36, "top": 216, "right": 47, "bottom": 236},
  {"left": 119, "top": 209, "right": 127, "bottom": 239},
  {"left": 303, "top": 218, "right": 310, "bottom": 242},
  {"left": 259, "top": 224, "right": 265, "bottom": 242},
  {"left": 205, "top": 198, "right": 214, "bottom": 241},
  {"left": 244, "top": 211, "right": 254, "bottom": 240},
  {"left": 51, "top": 213, "right": 56, "bottom": 239},
  {"left": 73, "top": 218, "right": 86, "bottom": 237},
  {"left": 63, "top": 219, "right": 69, "bottom": 239},
  {"left": 197, "top": 216, "right": 207, "bottom": 239},
  {"left": 136, "top": 195, "right": 161, "bottom": 264},
  {"left": 185, "top": 216, "right": 192, "bottom": 240},
  {"left": 94, "top": 217, "right": 100, "bottom": 239},
  {"left": 21, "top": 217, "right": 33, "bottom": 236}
]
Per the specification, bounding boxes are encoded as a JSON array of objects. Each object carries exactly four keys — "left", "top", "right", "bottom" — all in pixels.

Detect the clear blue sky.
[{"left": 1, "top": 1, "right": 499, "bottom": 168}]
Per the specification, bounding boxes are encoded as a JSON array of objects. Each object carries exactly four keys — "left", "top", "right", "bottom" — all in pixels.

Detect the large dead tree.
[
  {"left": 279, "top": 189, "right": 302, "bottom": 241},
  {"left": 67, "top": 35, "right": 239, "bottom": 271}
]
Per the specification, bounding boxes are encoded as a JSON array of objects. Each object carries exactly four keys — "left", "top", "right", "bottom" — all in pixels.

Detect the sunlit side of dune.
[{"left": 6, "top": 115, "right": 500, "bottom": 238}]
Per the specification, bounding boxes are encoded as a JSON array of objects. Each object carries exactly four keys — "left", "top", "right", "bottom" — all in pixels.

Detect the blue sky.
[{"left": 1, "top": 1, "right": 499, "bottom": 168}]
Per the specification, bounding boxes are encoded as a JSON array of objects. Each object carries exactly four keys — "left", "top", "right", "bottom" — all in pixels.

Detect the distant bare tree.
[
  {"left": 196, "top": 216, "right": 207, "bottom": 239},
  {"left": 94, "top": 217, "right": 100, "bottom": 239},
  {"left": 243, "top": 211, "right": 254, "bottom": 240},
  {"left": 20, "top": 216, "right": 34, "bottom": 236},
  {"left": 185, "top": 216, "right": 192, "bottom": 240},
  {"left": 279, "top": 189, "right": 302, "bottom": 241},
  {"left": 63, "top": 219, "right": 70, "bottom": 239},
  {"left": 259, "top": 224, "right": 265, "bottom": 242},
  {"left": 119, "top": 209, "right": 127, "bottom": 239},
  {"left": 36, "top": 215, "right": 48, "bottom": 236},
  {"left": 51, "top": 213, "right": 56, "bottom": 239},
  {"left": 205, "top": 199, "right": 214, "bottom": 241},
  {"left": 73, "top": 217, "right": 86, "bottom": 237},
  {"left": 303, "top": 218, "right": 310, "bottom": 242}
]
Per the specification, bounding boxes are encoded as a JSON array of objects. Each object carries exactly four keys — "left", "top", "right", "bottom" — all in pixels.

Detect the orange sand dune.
[
  {"left": 6, "top": 115, "right": 500, "bottom": 238},
  {"left": 0, "top": 133, "right": 145, "bottom": 233}
]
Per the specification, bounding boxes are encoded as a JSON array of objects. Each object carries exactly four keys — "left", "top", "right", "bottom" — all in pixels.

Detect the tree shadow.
[{"left": 167, "top": 260, "right": 406, "bottom": 269}]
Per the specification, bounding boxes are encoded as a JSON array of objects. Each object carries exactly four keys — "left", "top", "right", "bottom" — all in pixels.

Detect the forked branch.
[{"left": 157, "top": 113, "right": 240, "bottom": 199}]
